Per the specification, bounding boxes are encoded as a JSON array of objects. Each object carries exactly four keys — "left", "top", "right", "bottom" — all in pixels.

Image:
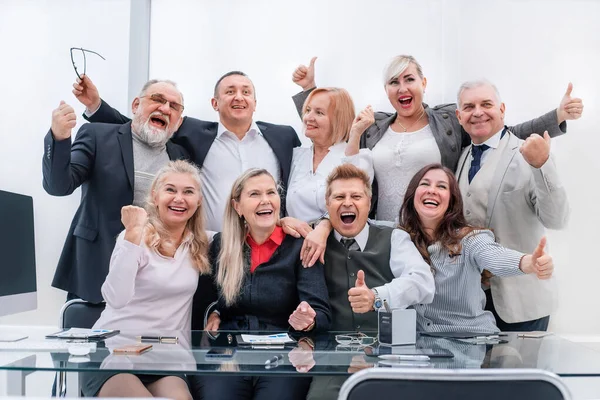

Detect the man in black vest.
[
  {"left": 323, "top": 163, "right": 434, "bottom": 331},
  {"left": 306, "top": 164, "right": 435, "bottom": 400}
]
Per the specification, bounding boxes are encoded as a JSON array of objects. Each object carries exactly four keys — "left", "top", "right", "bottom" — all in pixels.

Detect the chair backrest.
[
  {"left": 59, "top": 299, "right": 106, "bottom": 329},
  {"left": 338, "top": 368, "right": 571, "bottom": 400}
]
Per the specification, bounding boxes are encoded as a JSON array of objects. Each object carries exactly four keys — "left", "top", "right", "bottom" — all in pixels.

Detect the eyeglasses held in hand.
[
  {"left": 140, "top": 93, "right": 185, "bottom": 113},
  {"left": 335, "top": 333, "right": 376, "bottom": 347},
  {"left": 70, "top": 47, "right": 106, "bottom": 80}
]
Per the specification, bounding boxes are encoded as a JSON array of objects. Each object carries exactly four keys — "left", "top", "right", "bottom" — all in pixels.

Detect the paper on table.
[
  {"left": 47, "top": 328, "right": 119, "bottom": 339},
  {"left": 239, "top": 333, "right": 295, "bottom": 344}
]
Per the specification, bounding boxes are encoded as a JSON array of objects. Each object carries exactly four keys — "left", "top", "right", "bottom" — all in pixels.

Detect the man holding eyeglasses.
[
  {"left": 73, "top": 72, "right": 302, "bottom": 233},
  {"left": 43, "top": 79, "right": 195, "bottom": 306}
]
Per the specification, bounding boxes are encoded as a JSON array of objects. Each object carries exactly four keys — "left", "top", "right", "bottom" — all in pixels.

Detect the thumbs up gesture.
[
  {"left": 520, "top": 130, "right": 551, "bottom": 168},
  {"left": 288, "top": 301, "right": 317, "bottom": 331},
  {"left": 520, "top": 237, "right": 554, "bottom": 280},
  {"left": 348, "top": 270, "right": 376, "bottom": 314},
  {"left": 292, "top": 56, "right": 317, "bottom": 91},
  {"left": 557, "top": 82, "right": 584, "bottom": 123},
  {"left": 51, "top": 101, "right": 77, "bottom": 141}
]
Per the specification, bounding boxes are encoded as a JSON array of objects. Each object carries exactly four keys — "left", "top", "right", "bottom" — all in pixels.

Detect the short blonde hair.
[
  {"left": 383, "top": 55, "right": 424, "bottom": 86},
  {"left": 325, "top": 164, "right": 372, "bottom": 200},
  {"left": 302, "top": 87, "right": 356, "bottom": 145}
]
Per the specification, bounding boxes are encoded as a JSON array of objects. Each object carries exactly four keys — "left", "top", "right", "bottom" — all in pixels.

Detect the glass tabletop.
[{"left": 0, "top": 326, "right": 599, "bottom": 377}]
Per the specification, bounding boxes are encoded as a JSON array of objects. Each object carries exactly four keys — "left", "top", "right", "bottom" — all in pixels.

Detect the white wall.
[
  {"left": 0, "top": 0, "right": 132, "bottom": 326},
  {"left": 148, "top": 0, "right": 600, "bottom": 335},
  {"left": 0, "top": 0, "right": 598, "bottom": 337}
]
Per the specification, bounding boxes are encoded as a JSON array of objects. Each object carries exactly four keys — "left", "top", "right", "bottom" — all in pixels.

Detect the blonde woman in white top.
[
  {"left": 286, "top": 87, "right": 374, "bottom": 225},
  {"left": 81, "top": 160, "right": 211, "bottom": 399}
]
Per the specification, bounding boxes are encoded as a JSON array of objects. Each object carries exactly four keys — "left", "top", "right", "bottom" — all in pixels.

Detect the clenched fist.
[
  {"left": 520, "top": 131, "right": 551, "bottom": 169},
  {"left": 121, "top": 205, "right": 148, "bottom": 230},
  {"left": 288, "top": 301, "right": 316, "bottom": 331},
  {"left": 350, "top": 106, "right": 375, "bottom": 137},
  {"left": 51, "top": 101, "right": 77, "bottom": 141}
]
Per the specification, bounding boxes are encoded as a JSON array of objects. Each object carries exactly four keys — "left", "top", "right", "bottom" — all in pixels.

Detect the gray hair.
[
  {"left": 139, "top": 79, "right": 184, "bottom": 104},
  {"left": 383, "top": 55, "right": 424, "bottom": 86},
  {"left": 456, "top": 79, "right": 502, "bottom": 107}
]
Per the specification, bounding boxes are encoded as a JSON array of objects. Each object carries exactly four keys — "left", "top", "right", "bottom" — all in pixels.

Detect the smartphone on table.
[{"left": 205, "top": 347, "right": 237, "bottom": 360}]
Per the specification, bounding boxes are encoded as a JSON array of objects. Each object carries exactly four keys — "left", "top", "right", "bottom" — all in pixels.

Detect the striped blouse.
[{"left": 414, "top": 230, "right": 525, "bottom": 334}]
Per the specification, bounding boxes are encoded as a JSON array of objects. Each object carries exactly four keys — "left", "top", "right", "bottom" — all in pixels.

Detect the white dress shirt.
[
  {"left": 201, "top": 122, "right": 280, "bottom": 231},
  {"left": 334, "top": 223, "right": 435, "bottom": 310},
  {"left": 286, "top": 142, "right": 374, "bottom": 222},
  {"left": 474, "top": 127, "right": 504, "bottom": 167}
]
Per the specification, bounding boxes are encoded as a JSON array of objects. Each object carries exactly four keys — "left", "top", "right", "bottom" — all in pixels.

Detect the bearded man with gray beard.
[{"left": 42, "top": 79, "right": 189, "bottom": 304}]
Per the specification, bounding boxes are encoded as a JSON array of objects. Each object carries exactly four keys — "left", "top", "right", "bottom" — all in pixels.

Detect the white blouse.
[
  {"left": 372, "top": 124, "right": 441, "bottom": 223},
  {"left": 286, "top": 142, "right": 374, "bottom": 223}
]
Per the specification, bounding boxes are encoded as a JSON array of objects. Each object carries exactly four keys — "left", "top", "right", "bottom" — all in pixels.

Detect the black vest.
[{"left": 324, "top": 224, "right": 394, "bottom": 331}]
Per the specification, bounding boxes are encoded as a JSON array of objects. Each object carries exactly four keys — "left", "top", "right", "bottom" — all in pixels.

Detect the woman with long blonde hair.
[
  {"left": 81, "top": 160, "right": 212, "bottom": 399},
  {"left": 199, "top": 168, "right": 331, "bottom": 400}
]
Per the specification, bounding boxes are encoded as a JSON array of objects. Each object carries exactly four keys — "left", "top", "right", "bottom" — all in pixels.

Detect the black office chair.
[
  {"left": 56, "top": 299, "right": 106, "bottom": 397},
  {"left": 337, "top": 368, "right": 572, "bottom": 400}
]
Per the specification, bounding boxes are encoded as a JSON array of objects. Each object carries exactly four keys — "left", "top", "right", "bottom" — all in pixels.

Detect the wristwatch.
[{"left": 372, "top": 288, "right": 383, "bottom": 311}]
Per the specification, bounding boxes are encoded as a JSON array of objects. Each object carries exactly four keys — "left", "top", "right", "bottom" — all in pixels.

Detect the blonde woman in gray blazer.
[
  {"left": 292, "top": 55, "right": 581, "bottom": 221},
  {"left": 455, "top": 79, "right": 570, "bottom": 331}
]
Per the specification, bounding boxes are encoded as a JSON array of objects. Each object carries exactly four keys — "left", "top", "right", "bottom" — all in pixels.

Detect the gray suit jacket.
[{"left": 456, "top": 131, "right": 569, "bottom": 322}]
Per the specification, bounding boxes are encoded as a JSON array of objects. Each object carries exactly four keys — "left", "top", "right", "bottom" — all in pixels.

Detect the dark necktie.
[
  {"left": 468, "top": 144, "right": 490, "bottom": 184},
  {"left": 341, "top": 238, "right": 359, "bottom": 251}
]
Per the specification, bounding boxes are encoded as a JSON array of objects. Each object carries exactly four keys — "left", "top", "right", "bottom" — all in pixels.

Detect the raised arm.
[
  {"left": 42, "top": 102, "right": 94, "bottom": 196},
  {"left": 100, "top": 206, "right": 148, "bottom": 309},
  {"left": 291, "top": 57, "right": 318, "bottom": 119},
  {"left": 465, "top": 230, "right": 553, "bottom": 281},
  {"left": 520, "top": 132, "right": 570, "bottom": 229},
  {"left": 72, "top": 75, "right": 131, "bottom": 124}
]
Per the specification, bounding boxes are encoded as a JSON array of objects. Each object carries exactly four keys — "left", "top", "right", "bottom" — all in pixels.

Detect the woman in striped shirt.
[{"left": 399, "top": 163, "right": 553, "bottom": 333}]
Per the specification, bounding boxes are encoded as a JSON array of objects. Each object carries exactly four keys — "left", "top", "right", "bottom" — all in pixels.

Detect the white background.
[{"left": 1, "top": 0, "right": 599, "bottom": 336}]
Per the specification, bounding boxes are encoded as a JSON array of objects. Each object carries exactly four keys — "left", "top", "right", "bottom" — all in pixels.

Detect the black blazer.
[
  {"left": 42, "top": 122, "right": 188, "bottom": 302},
  {"left": 191, "top": 233, "right": 331, "bottom": 332},
  {"left": 86, "top": 100, "right": 302, "bottom": 190}
]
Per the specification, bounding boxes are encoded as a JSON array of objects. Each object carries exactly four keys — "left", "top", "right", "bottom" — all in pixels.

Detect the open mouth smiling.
[
  {"left": 150, "top": 114, "right": 168, "bottom": 128},
  {"left": 256, "top": 209, "right": 273, "bottom": 217},
  {"left": 340, "top": 212, "right": 356, "bottom": 224},
  {"left": 398, "top": 96, "right": 413, "bottom": 107},
  {"left": 422, "top": 199, "right": 439, "bottom": 208},
  {"left": 168, "top": 206, "right": 187, "bottom": 214}
]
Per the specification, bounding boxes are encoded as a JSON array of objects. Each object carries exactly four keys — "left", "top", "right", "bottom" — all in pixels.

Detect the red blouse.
[{"left": 246, "top": 226, "right": 286, "bottom": 273}]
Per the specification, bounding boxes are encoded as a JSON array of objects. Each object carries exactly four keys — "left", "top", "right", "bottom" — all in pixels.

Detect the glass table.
[{"left": 1, "top": 326, "right": 600, "bottom": 396}]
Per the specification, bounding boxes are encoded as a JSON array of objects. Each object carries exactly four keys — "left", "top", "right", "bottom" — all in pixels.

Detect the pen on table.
[
  {"left": 136, "top": 336, "right": 178, "bottom": 344},
  {"left": 264, "top": 354, "right": 284, "bottom": 365},
  {"left": 474, "top": 335, "right": 499, "bottom": 340},
  {"left": 383, "top": 299, "right": 391, "bottom": 313},
  {"left": 378, "top": 354, "right": 430, "bottom": 361}
]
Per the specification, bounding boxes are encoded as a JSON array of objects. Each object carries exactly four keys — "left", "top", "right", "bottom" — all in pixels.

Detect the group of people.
[{"left": 42, "top": 54, "right": 582, "bottom": 399}]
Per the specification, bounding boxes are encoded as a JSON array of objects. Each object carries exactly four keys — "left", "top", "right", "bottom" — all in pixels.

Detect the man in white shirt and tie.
[{"left": 454, "top": 79, "right": 572, "bottom": 331}]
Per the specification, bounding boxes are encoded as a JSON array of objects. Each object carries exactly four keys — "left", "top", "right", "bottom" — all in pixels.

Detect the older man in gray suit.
[{"left": 455, "top": 79, "right": 572, "bottom": 331}]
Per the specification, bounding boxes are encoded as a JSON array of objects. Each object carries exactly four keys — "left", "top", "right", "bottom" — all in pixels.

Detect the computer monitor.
[{"left": 0, "top": 190, "right": 37, "bottom": 317}]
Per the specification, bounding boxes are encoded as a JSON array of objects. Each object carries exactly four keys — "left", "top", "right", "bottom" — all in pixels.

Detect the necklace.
[{"left": 396, "top": 107, "right": 426, "bottom": 132}]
